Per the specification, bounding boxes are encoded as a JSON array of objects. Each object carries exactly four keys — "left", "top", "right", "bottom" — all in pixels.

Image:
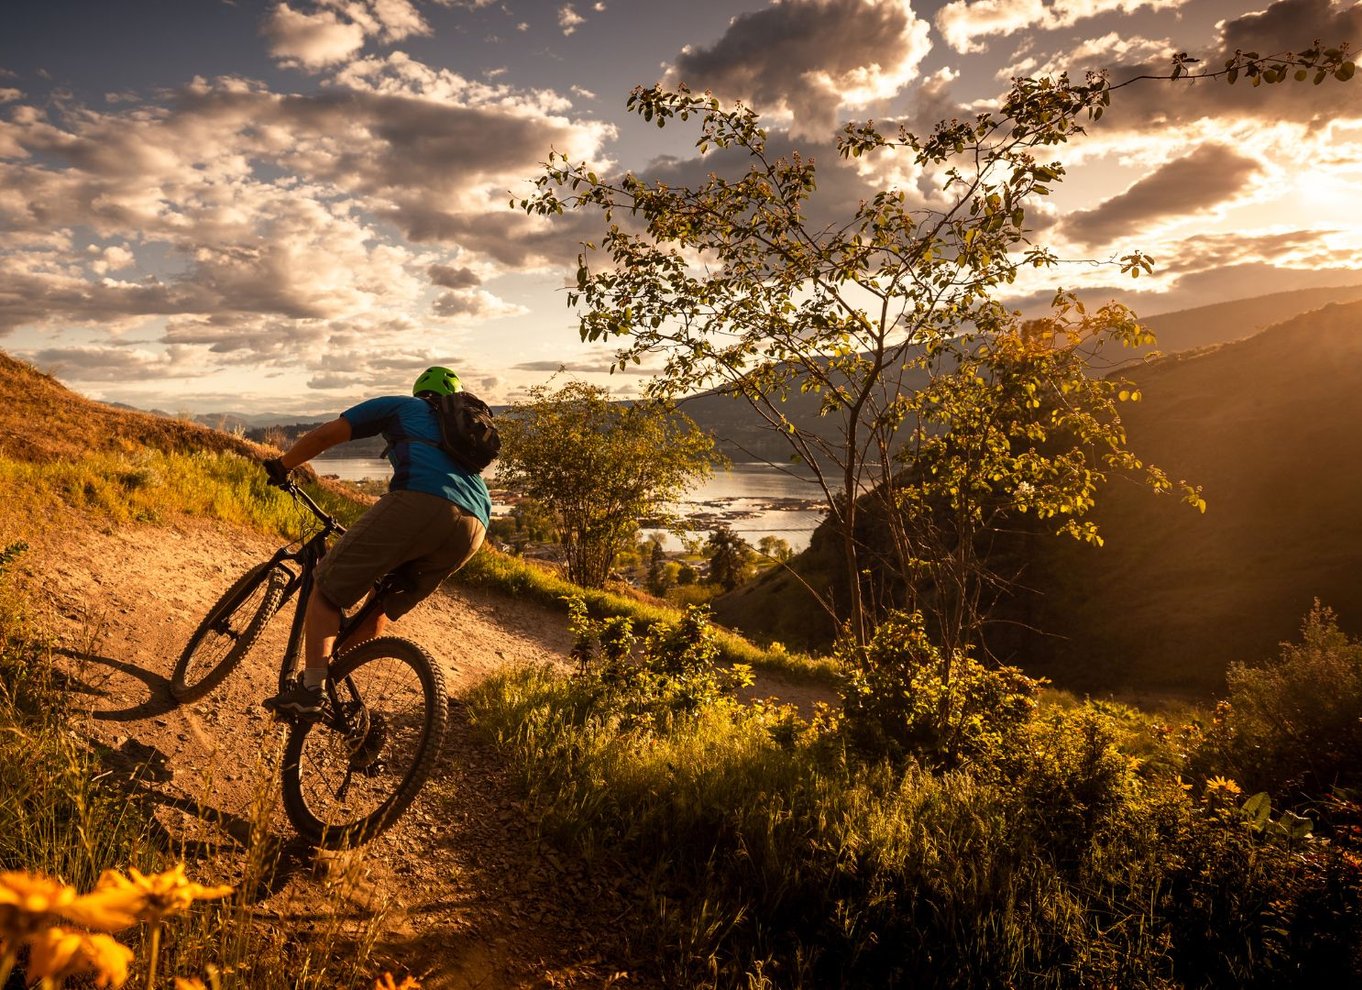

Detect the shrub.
[
  {"left": 838, "top": 610, "right": 1041, "bottom": 765},
  {"left": 566, "top": 596, "right": 752, "bottom": 728},
  {"left": 1197, "top": 602, "right": 1362, "bottom": 802}
]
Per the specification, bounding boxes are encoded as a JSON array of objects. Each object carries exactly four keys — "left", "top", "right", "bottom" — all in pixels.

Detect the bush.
[
  {"left": 1196, "top": 602, "right": 1362, "bottom": 802},
  {"left": 566, "top": 596, "right": 752, "bottom": 729},
  {"left": 838, "top": 610, "right": 1041, "bottom": 766}
]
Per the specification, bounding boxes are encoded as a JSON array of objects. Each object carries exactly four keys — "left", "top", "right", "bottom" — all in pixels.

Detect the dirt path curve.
[{"left": 23, "top": 517, "right": 639, "bottom": 989}]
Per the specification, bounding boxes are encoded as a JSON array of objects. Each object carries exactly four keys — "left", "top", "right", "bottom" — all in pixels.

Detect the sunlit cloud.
[
  {"left": 263, "top": 0, "right": 432, "bottom": 70},
  {"left": 999, "top": 31, "right": 1173, "bottom": 80},
  {"left": 558, "top": 4, "right": 585, "bottom": 35},
  {"left": 263, "top": 5, "right": 368, "bottom": 68},
  {"left": 936, "top": 0, "right": 1190, "bottom": 55},
  {"left": 431, "top": 287, "right": 528, "bottom": 319},
  {"left": 1062, "top": 144, "right": 1263, "bottom": 247},
  {"left": 664, "top": 0, "right": 932, "bottom": 139}
]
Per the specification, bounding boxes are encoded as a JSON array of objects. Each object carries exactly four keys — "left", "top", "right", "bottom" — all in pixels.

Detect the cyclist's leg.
[
  {"left": 345, "top": 590, "right": 390, "bottom": 645},
  {"left": 379, "top": 502, "right": 485, "bottom": 621},
  {"left": 268, "top": 493, "right": 442, "bottom": 714}
]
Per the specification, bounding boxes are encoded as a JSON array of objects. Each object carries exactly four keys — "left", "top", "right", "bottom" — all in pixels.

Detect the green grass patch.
[
  {"left": 0, "top": 449, "right": 365, "bottom": 539},
  {"left": 466, "top": 661, "right": 1362, "bottom": 988},
  {"left": 456, "top": 548, "right": 836, "bottom": 681}
]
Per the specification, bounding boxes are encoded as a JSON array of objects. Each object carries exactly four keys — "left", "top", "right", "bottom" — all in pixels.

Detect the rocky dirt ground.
[{"left": 14, "top": 512, "right": 831, "bottom": 988}]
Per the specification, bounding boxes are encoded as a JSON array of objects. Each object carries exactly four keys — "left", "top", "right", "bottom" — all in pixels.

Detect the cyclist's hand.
[{"left": 263, "top": 456, "right": 292, "bottom": 488}]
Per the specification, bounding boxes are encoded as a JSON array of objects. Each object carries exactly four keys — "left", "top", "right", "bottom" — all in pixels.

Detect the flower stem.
[
  {"left": 0, "top": 945, "right": 17, "bottom": 988},
  {"left": 146, "top": 921, "right": 162, "bottom": 989}
]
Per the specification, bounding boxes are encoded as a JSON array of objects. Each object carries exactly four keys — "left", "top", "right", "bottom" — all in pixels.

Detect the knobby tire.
[
  {"left": 170, "top": 562, "right": 290, "bottom": 703},
  {"left": 280, "top": 636, "right": 446, "bottom": 848}
]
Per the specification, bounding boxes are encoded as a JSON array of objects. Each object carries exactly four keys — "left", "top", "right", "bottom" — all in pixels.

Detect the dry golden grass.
[{"left": 0, "top": 354, "right": 262, "bottom": 465}]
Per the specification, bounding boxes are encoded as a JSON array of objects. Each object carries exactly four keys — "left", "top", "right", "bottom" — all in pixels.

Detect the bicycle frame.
[{"left": 268, "top": 483, "right": 393, "bottom": 726}]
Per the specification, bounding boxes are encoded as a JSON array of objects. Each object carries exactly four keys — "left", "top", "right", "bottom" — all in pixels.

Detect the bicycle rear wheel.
[
  {"left": 170, "top": 562, "right": 290, "bottom": 703},
  {"left": 280, "top": 637, "right": 446, "bottom": 848}
]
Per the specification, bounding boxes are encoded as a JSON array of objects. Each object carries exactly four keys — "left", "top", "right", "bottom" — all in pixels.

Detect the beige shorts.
[{"left": 315, "top": 489, "right": 485, "bottom": 619}]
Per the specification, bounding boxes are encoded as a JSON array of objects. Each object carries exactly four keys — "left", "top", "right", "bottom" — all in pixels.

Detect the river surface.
[{"left": 316, "top": 458, "right": 828, "bottom": 551}]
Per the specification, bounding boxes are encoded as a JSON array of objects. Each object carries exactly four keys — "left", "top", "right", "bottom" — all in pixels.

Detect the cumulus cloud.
[
  {"left": 935, "top": 0, "right": 1189, "bottom": 55},
  {"left": 999, "top": 31, "right": 1173, "bottom": 80},
  {"left": 664, "top": 0, "right": 932, "bottom": 139},
  {"left": 0, "top": 59, "right": 612, "bottom": 383},
  {"left": 428, "top": 263, "right": 481, "bottom": 288},
  {"left": 263, "top": 0, "right": 432, "bottom": 70},
  {"left": 263, "top": 4, "right": 368, "bottom": 68},
  {"left": 431, "top": 287, "right": 527, "bottom": 318},
  {"left": 558, "top": 4, "right": 585, "bottom": 35},
  {"left": 1062, "top": 144, "right": 1263, "bottom": 247}
]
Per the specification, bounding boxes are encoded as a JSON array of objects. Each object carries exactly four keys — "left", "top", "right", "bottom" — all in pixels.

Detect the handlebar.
[{"left": 283, "top": 480, "right": 345, "bottom": 536}]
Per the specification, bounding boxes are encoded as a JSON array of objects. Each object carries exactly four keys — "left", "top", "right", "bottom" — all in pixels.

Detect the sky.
[{"left": 1, "top": 0, "right": 1359, "bottom": 416}]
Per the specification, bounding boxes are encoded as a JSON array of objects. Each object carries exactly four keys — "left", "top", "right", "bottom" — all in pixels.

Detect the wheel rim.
[
  {"left": 178, "top": 573, "right": 275, "bottom": 689},
  {"left": 290, "top": 648, "right": 434, "bottom": 839}
]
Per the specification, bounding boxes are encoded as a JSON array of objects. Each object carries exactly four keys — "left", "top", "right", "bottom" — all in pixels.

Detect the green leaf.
[{"left": 1243, "top": 792, "right": 1272, "bottom": 824}]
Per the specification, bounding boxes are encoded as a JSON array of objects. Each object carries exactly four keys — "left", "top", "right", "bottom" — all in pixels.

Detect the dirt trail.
[
  {"left": 23, "top": 516, "right": 633, "bottom": 988},
  {"left": 19, "top": 513, "right": 832, "bottom": 987}
]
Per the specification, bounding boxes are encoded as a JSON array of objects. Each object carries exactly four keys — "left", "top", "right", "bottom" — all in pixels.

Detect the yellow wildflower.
[
  {"left": 175, "top": 978, "right": 209, "bottom": 990},
  {"left": 0, "top": 871, "right": 78, "bottom": 937},
  {"left": 0, "top": 868, "right": 171, "bottom": 936},
  {"left": 94, "top": 865, "right": 233, "bottom": 921},
  {"left": 25, "top": 926, "right": 133, "bottom": 988},
  {"left": 374, "top": 972, "right": 421, "bottom": 990},
  {"left": 1205, "top": 775, "right": 1243, "bottom": 800}
]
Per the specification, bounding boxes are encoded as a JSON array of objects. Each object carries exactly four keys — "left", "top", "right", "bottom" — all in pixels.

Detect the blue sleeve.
[{"left": 340, "top": 396, "right": 405, "bottom": 440}]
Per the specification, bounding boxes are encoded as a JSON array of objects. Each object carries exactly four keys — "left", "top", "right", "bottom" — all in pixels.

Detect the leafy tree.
[
  {"left": 705, "top": 525, "right": 753, "bottom": 592},
  {"left": 522, "top": 45, "right": 1353, "bottom": 650},
  {"left": 496, "top": 381, "right": 720, "bottom": 588},
  {"left": 757, "top": 535, "right": 793, "bottom": 564},
  {"left": 646, "top": 539, "right": 675, "bottom": 596}
]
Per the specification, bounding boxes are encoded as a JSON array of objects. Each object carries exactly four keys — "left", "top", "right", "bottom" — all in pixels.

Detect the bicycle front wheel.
[
  {"left": 170, "top": 562, "right": 290, "bottom": 703},
  {"left": 280, "top": 637, "right": 447, "bottom": 848}
]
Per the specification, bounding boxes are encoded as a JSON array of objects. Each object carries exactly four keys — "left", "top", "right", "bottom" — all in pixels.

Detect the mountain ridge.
[{"left": 713, "top": 296, "right": 1362, "bottom": 695}]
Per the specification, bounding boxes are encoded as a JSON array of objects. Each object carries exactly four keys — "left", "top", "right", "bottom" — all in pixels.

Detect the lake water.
[{"left": 315, "top": 458, "right": 828, "bottom": 551}]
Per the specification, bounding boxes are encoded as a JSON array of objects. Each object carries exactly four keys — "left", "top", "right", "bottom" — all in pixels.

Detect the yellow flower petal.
[
  {"left": 0, "top": 871, "right": 79, "bottom": 937},
  {"left": 25, "top": 927, "right": 133, "bottom": 989},
  {"left": 175, "top": 978, "right": 209, "bottom": 990},
  {"left": 96, "top": 865, "right": 233, "bottom": 921},
  {"left": 374, "top": 972, "right": 421, "bottom": 990}
]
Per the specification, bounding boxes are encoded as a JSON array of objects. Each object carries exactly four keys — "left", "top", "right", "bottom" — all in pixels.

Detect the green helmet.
[{"left": 412, "top": 366, "right": 462, "bottom": 397}]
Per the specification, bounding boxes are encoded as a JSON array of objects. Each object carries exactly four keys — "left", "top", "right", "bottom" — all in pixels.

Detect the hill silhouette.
[
  {"left": 715, "top": 298, "right": 1362, "bottom": 696},
  {"left": 0, "top": 352, "right": 261, "bottom": 464}
]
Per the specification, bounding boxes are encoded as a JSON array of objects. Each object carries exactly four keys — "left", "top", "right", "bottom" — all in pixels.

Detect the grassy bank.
[{"left": 464, "top": 608, "right": 1362, "bottom": 988}]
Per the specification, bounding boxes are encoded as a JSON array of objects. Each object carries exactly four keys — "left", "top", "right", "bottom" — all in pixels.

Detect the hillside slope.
[
  {"left": 997, "top": 299, "right": 1362, "bottom": 694},
  {"left": 0, "top": 350, "right": 642, "bottom": 986},
  {"left": 716, "top": 299, "right": 1362, "bottom": 696},
  {"left": 0, "top": 352, "right": 261, "bottom": 464}
]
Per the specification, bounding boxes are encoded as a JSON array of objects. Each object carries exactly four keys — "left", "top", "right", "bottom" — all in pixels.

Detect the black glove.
[{"left": 263, "top": 456, "right": 291, "bottom": 488}]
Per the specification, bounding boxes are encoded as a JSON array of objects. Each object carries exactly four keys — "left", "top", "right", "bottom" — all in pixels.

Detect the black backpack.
[{"left": 412, "top": 392, "right": 501, "bottom": 474}]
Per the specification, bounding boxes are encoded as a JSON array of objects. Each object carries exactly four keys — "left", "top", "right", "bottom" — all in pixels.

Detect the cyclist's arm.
[{"left": 277, "top": 417, "right": 353, "bottom": 470}]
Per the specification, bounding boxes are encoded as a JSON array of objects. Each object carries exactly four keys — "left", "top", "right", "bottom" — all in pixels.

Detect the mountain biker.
[{"left": 260, "top": 366, "right": 491, "bottom": 715}]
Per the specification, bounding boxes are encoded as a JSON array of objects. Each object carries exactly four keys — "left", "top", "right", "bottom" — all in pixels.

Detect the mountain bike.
[{"left": 169, "top": 481, "right": 447, "bottom": 848}]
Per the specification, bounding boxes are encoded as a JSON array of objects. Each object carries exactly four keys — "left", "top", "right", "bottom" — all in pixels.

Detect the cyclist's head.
[{"left": 412, "top": 366, "right": 462, "bottom": 397}]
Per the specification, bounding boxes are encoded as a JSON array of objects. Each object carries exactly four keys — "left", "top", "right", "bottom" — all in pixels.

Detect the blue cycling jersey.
[{"left": 340, "top": 395, "right": 492, "bottom": 528}]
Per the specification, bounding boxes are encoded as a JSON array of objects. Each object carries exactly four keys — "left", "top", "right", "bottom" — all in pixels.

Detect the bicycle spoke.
[
  {"left": 281, "top": 637, "right": 444, "bottom": 846},
  {"left": 171, "top": 563, "right": 288, "bottom": 703}
]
